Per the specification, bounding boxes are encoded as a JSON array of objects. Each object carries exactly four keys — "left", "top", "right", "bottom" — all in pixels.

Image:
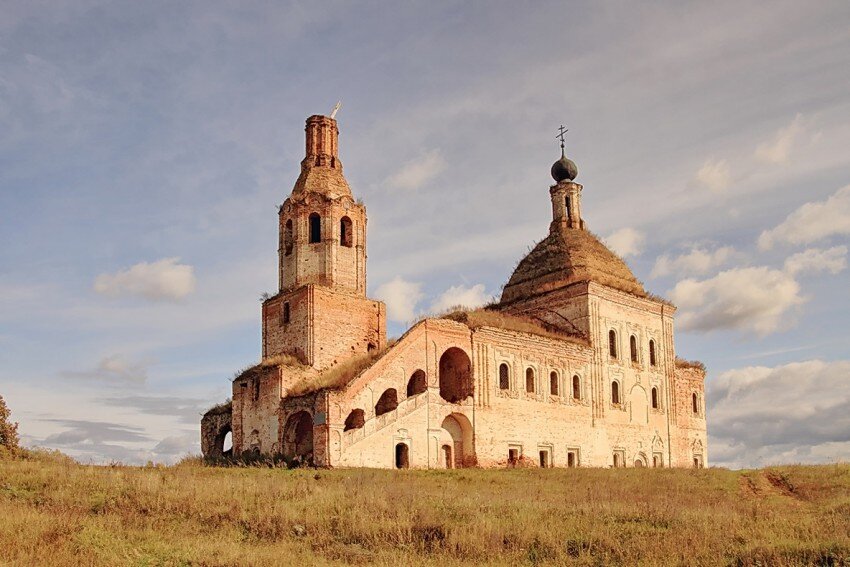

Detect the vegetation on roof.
[
  {"left": 204, "top": 399, "right": 232, "bottom": 417},
  {"left": 675, "top": 357, "right": 707, "bottom": 372},
  {"left": 286, "top": 345, "right": 393, "bottom": 398},
  {"left": 439, "top": 307, "right": 588, "bottom": 345},
  {"left": 232, "top": 354, "right": 307, "bottom": 383}
]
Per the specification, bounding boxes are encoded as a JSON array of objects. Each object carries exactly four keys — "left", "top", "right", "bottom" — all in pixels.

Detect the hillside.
[{"left": 1, "top": 457, "right": 849, "bottom": 566}]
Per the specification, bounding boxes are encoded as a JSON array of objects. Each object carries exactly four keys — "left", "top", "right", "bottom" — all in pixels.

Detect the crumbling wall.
[{"left": 201, "top": 402, "right": 232, "bottom": 458}]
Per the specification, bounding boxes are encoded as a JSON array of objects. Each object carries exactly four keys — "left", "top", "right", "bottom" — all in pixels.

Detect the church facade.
[{"left": 201, "top": 114, "right": 707, "bottom": 469}]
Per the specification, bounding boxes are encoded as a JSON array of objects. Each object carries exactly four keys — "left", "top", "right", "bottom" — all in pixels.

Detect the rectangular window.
[
  {"left": 282, "top": 302, "right": 290, "bottom": 325},
  {"left": 538, "top": 446, "right": 553, "bottom": 468},
  {"left": 567, "top": 448, "right": 580, "bottom": 468},
  {"left": 508, "top": 444, "right": 522, "bottom": 467}
]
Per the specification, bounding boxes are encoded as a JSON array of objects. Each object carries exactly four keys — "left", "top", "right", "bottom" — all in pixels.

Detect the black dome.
[{"left": 551, "top": 152, "right": 578, "bottom": 182}]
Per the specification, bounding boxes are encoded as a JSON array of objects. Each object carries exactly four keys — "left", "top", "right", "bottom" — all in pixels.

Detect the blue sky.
[{"left": 1, "top": 1, "right": 849, "bottom": 467}]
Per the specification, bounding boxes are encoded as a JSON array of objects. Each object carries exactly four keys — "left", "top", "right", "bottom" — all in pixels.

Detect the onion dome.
[{"left": 551, "top": 149, "right": 578, "bottom": 182}]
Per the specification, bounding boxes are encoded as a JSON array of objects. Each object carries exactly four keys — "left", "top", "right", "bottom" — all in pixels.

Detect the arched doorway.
[
  {"left": 440, "top": 413, "right": 474, "bottom": 468},
  {"left": 442, "top": 444, "right": 453, "bottom": 469},
  {"left": 222, "top": 431, "right": 233, "bottom": 456},
  {"left": 283, "top": 411, "right": 313, "bottom": 463},
  {"left": 211, "top": 426, "right": 232, "bottom": 458},
  {"left": 439, "top": 347, "right": 473, "bottom": 403},
  {"left": 395, "top": 443, "right": 409, "bottom": 469}
]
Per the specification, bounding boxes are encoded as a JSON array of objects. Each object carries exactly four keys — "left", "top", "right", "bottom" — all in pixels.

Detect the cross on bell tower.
[
  {"left": 556, "top": 125, "right": 568, "bottom": 153},
  {"left": 549, "top": 124, "right": 584, "bottom": 232}
]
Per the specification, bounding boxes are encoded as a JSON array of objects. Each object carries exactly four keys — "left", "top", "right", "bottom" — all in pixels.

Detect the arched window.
[
  {"left": 340, "top": 216, "right": 353, "bottom": 247},
  {"left": 572, "top": 375, "right": 581, "bottom": 400},
  {"left": 406, "top": 370, "right": 427, "bottom": 397},
  {"left": 692, "top": 393, "right": 699, "bottom": 415},
  {"left": 611, "top": 381, "right": 620, "bottom": 405},
  {"left": 343, "top": 409, "right": 365, "bottom": 431},
  {"left": 284, "top": 219, "right": 293, "bottom": 256},
  {"left": 651, "top": 387, "right": 659, "bottom": 409},
  {"left": 525, "top": 368, "right": 535, "bottom": 393},
  {"left": 550, "top": 371, "right": 559, "bottom": 396},
  {"left": 309, "top": 213, "right": 321, "bottom": 243},
  {"left": 608, "top": 330, "right": 618, "bottom": 359},
  {"left": 375, "top": 389, "right": 398, "bottom": 417},
  {"left": 565, "top": 195, "right": 572, "bottom": 223},
  {"left": 630, "top": 335, "right": 638, "bottom": 363},
  {"left": 498, "top": 363, "right": 509, "bottom": 390},
  {"left": 649, "top": 339, "right": 657, "bottom": 367}
]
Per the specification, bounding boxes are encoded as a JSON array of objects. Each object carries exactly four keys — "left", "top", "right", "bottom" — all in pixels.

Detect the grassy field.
[{"left": 1, "top": 455, "right": 849, "bottom": 566}]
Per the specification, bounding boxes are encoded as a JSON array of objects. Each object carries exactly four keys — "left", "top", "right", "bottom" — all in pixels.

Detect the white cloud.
[
  {"left": 429, "top": 283, "right": 490, "bottom": 314},
  {"left": 783, "top": 245, "right": 847, "bottom": 276},
  {"left": 603, "top": 227, "right": 645, "bottom": 258},
  {"left": 708, "top": 359, "right": 850, "bottom": 468},
  {"left": 695, "top": 158, "right": 731, "bottom": 193},
  {"left": 758, "top": 185, "right": 850, "bottom": 249},
  {"left": 651, "top": 245, "right": 736, "bottom": 278},
  {"left": 383, "top": 149, "right": 446, "bottom": 191},
  {"left": 152, "top": 434, "right": 200, "bottom": 458},
  {"left": 374, "top": 276, "right": 423, "bottom": 323},
  {"left": 755, "top": 113, "right": 804, "bottom": 164},
  {"left": 670, "top": 266, "right": 805, "bottom": 335},
  {"left": 61, "top": 354, "right": 151, "bottom": 384},
  {"left": 94, "top": 258, "right": 196, "bottom": 301}
]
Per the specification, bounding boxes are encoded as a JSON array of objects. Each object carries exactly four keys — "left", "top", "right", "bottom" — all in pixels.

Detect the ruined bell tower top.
[
  {"left": 289, "top": 114, "right": 353, "bottom": 199},
  {"left": 305, "top": 115, "right": 340, "bottom": 168}
]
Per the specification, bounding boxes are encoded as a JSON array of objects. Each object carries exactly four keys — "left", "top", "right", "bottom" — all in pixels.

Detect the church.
[{"left": 201, "top": 113, "right": 707, "bottom": 469}]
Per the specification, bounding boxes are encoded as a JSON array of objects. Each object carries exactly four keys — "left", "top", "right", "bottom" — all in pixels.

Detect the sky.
[{"left": 1, "top": 1, "right": 849, "bottom": 468}]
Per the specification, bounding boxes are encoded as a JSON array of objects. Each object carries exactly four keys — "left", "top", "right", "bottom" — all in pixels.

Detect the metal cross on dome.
[{"left": 555, "top": 125, "right": 568, "bottom": 150}]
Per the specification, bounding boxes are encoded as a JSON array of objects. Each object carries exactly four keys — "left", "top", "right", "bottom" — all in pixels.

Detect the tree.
[{"left": 0, "top": 394, "right": 20, "bottom": 451}]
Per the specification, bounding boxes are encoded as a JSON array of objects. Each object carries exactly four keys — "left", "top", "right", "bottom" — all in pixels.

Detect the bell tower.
[
  {"left": 549, "top": 127, "right": 584, "bottom": 233},
  {"left": 262, "top": 113, "right": 385, "bottom": 369},
  {"left": 278, "top": 115, "right": 367, "bottom": 295}
]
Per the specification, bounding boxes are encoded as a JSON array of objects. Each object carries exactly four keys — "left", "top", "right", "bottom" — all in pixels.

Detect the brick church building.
[{"left": 201, "top": 113, "right": 707, "bottom": 469}]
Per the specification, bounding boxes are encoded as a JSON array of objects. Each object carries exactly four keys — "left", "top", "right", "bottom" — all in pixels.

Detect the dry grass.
[
  {"left": 1, "top": 456, "right": 849, "bottom": 566},
  {"left": 675, "top": 357, "right": 707, "bottom": 372},
  {"left": 440, "top": 308, "right": 588, "bottom": 346},
  {"left": 204, "top": 399, "right": 231, "bottom": 416},
  {"left": 286, "top": 346, "right": 392, "bottom": 397}
]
